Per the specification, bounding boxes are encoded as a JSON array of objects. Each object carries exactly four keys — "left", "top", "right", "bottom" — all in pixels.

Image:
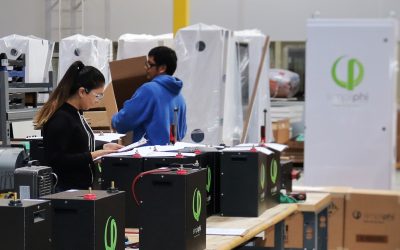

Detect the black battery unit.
[
  {"left": 192, "top": 148, "right": 221, "bottom": 216},
  {"left": 220, "top": 149, "right": 279, "bottom": 217},
  {"left": 42, "top": 190, "right": 125, "bottom": 250},
  {"left": 144, "top": 150, "right": 220, "bottom": 216},
  {"left": 142, "top": 155, "right": 195, "bottom": 171},
  {"left": 14, "top": 165, "right": 53, "bottom": 199},
  {"left": 29, "top": 138, "right": 47, "bottom": 165},
  {"left": 0, "top": 199, "right": 52, "bottom": 250},
  {"left": 280, "top": 160, "right": 294, "bottom": 193},
  {"left": 138, "top": 168, "right": 206, "bottom": 250},
  {"left": 264, "top": 148, "right": 282, "bottom": 205},
  {"left": 101, "top": 155, "right": 142, "bottom": 228}
]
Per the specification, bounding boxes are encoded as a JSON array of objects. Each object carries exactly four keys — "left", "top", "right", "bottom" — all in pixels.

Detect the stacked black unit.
[
  {"left": 28, "top": 138, "right": 47, "bottom": 165},
  {"left": 280, "top": 160, "right": 294, "bottom": 193},
  {"left": 101, "top": 155, "right": 142, "bottom": 228},
  {"left": 14, "top": 165, "right": 53, "bottom": 199},
  {"left": 192, "top": 148, "right": 221, "bottom": 216},
  {"left": 139, "top": 168, "right": 206, "bottom": 250},
  {"left": 263, "top": 146, "right": 282, "bottom": 202},
  {"left": 220, "top": 148, "right": 280, "bottom": 217},
  {"left": 42, "top": 190, "right": 125, "bottom": 250},
  {"left": 0, "top": 199, "right": 52, "bottom": 250}
]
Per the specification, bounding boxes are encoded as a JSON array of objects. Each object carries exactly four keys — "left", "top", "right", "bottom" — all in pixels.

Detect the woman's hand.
[
  {"left": 103, "top": 142, "right": 124, "bottom": 151},
  {"left": 91, "top": 149, "right": 118, "bottom": 160}
]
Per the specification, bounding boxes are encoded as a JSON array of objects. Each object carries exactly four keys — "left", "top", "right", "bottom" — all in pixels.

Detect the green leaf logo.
[
  {"left": 260, "top": 163, "right": 265, "bottom": 190},
  {"left": 104, "top": 216, "right": 117, "bottom": 250},
  {"left": 192, "top": 188, "right": 201, "bottom": 222},
  {"left": 332, "top": 56, "right": 364, "bottom": 91},
  {"left": 270, "top": 159, "right": 278, "bottom": 185},
  {"left": 206, "top": 166, "right": 211, "bottom": 193}
]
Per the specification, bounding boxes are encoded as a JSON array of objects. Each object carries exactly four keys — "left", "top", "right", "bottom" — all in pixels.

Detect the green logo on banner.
[
  {"left": 192, "top": 188, "right": 201, "bottom": 222},
  {"left": 260, "top": 163, "right": 265, "bottom": 190},
  {"left": 104, "top": 216, "right": 117, "bottom": 250},
  {"left": 332, "top": 56, "right": 364, "bottom": 91},
  {"left": 206, "top": 166, "right": 211, "bottom": 193},
  {"left": 271, "top": 159, "right": 278, "bottom": 184}
]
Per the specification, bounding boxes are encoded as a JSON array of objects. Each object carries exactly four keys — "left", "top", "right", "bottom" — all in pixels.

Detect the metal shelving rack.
[{"left": 0, "top": 55, "right": 55, "bottom": 146}]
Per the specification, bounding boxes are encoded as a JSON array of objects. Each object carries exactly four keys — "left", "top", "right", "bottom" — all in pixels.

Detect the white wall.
[
  {"left": 0, "top": 0, "right": 400, "bottom": 41},
  {"left": 0, "top": 0, "right": 46, "bottom": 38}
]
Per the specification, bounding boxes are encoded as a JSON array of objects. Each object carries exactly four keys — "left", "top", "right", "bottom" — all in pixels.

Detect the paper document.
[
  {"left": 223, "top": 146, "right": 273, "bottom": 155},
  {"left": 265, "top": 143, "right": 288, "bottom": 152},
  {"left": 237, "top": 143, "right": 288, "bottom": 152},
  {"left": 117, "top": 138, "right": 148, "bottom": 152},
  {"left": 206, "top": 228, "right": 248, "bottom": 236},
  {"left": 94, "top": 133, "right": 125, "bottom": 143}
]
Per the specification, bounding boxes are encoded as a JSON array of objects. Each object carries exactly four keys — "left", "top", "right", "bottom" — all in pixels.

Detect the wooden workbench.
[
  {"left": 205, "top": 204, "right": 297, "bottom": 250},
  {"left": 126, "top": 204, "right": 297, "bottom": 250}
]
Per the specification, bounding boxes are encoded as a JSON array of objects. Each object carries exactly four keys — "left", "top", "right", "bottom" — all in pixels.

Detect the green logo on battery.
[
  {"left": 206, "top": 166, "right": 211, "bottom": 193},
  {"left": 271, "top": 159, "right": 278, "bottom": 184},
  {"left": 332, "top": 56, "right": 364, "bottom": 91},
  {"left": 193, "top": 188, "right": 201, "bottom": 222},
  {"left": 104, "top": 216, "right": 117, "bottom": 250},
  {"left": 260, "top": 163, "right": 265, "bottom": 190}
]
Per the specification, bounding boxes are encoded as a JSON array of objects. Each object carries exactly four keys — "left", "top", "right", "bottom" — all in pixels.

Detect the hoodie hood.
[{"left": 152, "top": 74, "right": 183, "bottom": 95}]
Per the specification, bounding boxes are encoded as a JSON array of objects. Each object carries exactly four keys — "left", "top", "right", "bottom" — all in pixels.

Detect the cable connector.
[
  {"left": 107, "top": 181, "right": 119, "bottom": 193},
  {"left": 8, "top": 192, "right": 22, "bottom": 207},
  {"left": 132, "top": 150, "right": 142, "bottom": 158},
  {"left": 83, "top": 187, "right": 97, "bottom": 200}
]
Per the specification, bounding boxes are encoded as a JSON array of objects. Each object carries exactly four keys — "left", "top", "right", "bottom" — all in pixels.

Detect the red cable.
[{"left": 131, "top": 167, "right": 172, "bottom": 206}]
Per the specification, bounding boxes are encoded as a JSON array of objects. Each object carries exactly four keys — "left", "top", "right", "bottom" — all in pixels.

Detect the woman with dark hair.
[{"left": 34, "top": 61, "right": 122, "bottom": 191}]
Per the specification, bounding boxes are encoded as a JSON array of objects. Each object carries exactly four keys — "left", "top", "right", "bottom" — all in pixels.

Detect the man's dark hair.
[{"left": 148, "top": 46, "right": 177, "bottom": 75}]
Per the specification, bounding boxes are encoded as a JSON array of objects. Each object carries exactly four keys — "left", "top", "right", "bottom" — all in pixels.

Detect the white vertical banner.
[{"left": 304, "top": 19, "right": 398, "bottom": 189}]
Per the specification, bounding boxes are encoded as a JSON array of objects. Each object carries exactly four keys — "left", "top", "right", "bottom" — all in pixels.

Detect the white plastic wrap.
[
  {"left": 234, "top": 29, "right": 273, "bottom": 143},
  {"left": 175, "top": 23, "right": 243, "bottom": 146},
  {"left": 117, "top": 33, "right": 174, "bottom": 60},
  {"left": 0, "top": 34, "right": 53, "bottom": 83},
  {"left": 58, "top": 34, "right": 112, "bottom": 84},
  {"left": 269, "top": 69, "right": 300, "bottom": 98}
]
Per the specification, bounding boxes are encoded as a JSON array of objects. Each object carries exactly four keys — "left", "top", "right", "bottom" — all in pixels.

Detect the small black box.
[
  {"left": 14, "top": 165, "right": 53, "bottom": 199},
  {"left": 101, "top": 156, "right": 142, "bottom": 228},
  {"left": 139, "top": 168, "right": 206, "bottom": 250},
  {"left": 220, "top": 148, "right": 279, "bottom": 217},
  {"left": 0, "top": 199, "right": 52, "bottom": 250},
  {"left": 42, "top": 190, "right": 125, "bottom": 250}
]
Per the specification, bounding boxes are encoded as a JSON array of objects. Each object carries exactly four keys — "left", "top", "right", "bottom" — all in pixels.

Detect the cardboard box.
[
  {"left": 344, "top": 190, "right": 400, "bottom": 250},
  {"left": 272, "top": 119, "right": 290, "bottom": 144},
  {"left": 83, "top": 110, "right": 110, "bottom": 128},
  {"left": 293, "top": 186, "right": 350, "bottom": 250},
  {"left": 103, "top": 56, "right": 148, "bottom": 125},
  {"left": 264, "top": 211, "right": 304, "bottom": 248}
]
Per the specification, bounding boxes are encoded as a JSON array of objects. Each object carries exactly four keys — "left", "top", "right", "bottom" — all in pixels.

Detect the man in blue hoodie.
[{"left": 111, "top": 46, "right": 187, "bottom": 146}]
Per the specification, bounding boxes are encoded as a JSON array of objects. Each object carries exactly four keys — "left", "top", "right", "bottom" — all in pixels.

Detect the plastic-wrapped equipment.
[
  {"left": 117, "top": 33, "right": 173, "bottom": 60},
  {"left": 0, "top": 34, "right": 54, "bottom": 83},
  {"left": 58, "top": 34, "right": 112, "bottom": 84},
  {"left": 269, "top": 69, "right": 300, "bottom": 98},
  {"left": 234, "top": 29, "right": 273, "bottom": 143},
  {"left": 175, "top": 23, "right": 243, "bottom": 146}
]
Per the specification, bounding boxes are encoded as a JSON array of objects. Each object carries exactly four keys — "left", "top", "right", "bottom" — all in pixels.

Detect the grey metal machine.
[{"left": 0, "top": 53, "right": 28, "bottom": 191}]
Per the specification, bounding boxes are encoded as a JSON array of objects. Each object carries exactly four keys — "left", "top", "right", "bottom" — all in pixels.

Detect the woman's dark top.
[{"left": 43, "top": 102, "right": 95, "bottom": 191}]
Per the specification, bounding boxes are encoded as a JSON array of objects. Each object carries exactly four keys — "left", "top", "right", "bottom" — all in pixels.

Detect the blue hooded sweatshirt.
[{"left": 112, "top": 74, "right": 187, "bottom": 146}]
